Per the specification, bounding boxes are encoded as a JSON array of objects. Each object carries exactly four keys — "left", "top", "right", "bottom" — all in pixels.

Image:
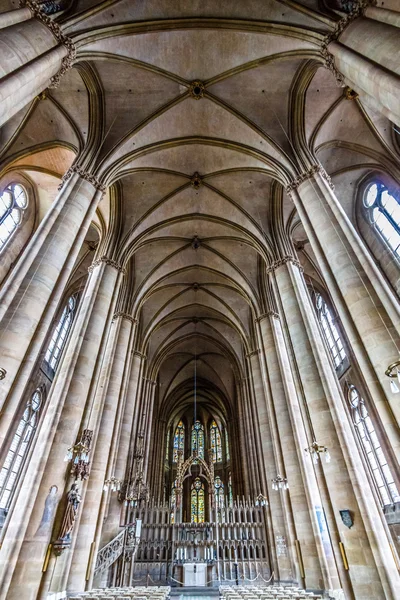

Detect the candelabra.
[
  {"left": 64, "top": 429, "right": 93, "bottom": 480},
  {"left": 385, "top": 360, "right": 400, "bottom": 394},
  {"left": 271, "top": 475, "right": 289, "bottom": 491},
  {"left": 103, "top": 476, "right": 122, "bottom": 492},
  {"left": 305, "top": 441, "right": 331, "bottom": 464}
]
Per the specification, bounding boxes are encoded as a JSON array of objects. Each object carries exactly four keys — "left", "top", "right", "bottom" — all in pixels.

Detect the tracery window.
[
  {"left": 225, "top": 429, "right": 230, "bottom": 462},
  {"left": 191, "top": 477, "right": 205, "bottom": 523},
  {"left": 165, "top": 428, "right": 170, "bottom": 463},
  {"left": 45, "top": 295, "right": 77, "bottom": 371},
  {"left": 348, "top": 385, "right": 400, "bottom": 506},
  {"left": 0, "top": 183, "right": 28, "bottom": 252},
  {"left": 210, "top": 420, "right": 222, "bottom": 463},
  {"left": 0, "top": 388, "right": 42, "bottom": 511},
  {"left": 228, "top": 473, "right": 233, "bottom": 506},
  {"left": 173, "top": 421, "right": 185, "bottom": 462},
  {"left": 364, "top": 182, "right": 400, "bottom": 257},
  {"left": 191, "top": 420, "right": 204, "bottom": 459},
  {"left": 314, "top": 292, "right": 346, "bottom": 369}
]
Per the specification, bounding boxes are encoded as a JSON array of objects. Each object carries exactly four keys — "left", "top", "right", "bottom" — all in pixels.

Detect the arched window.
[
  {"left": 225, "top": 429, "right": 230, "bottom": 462},
  {"left": 228, "top": 472, "right": 233, "bottom": 506},
  {"left": 314, "top": 292, "right": 346, "bottom": 369},
  {"left": 364, "top": 182, "right": 400, "bottom": 257},
  {"left": 170, "top": 479, "right": 177, "bottom": 523},
  {"left": 45, "top": 295, "right": 77, "bottom": 371},
  {"left": 191, "top": 420, "right": 204, "bottom": 459},
  {"left": 348, "top": 385, "right": 400, "bottom": 506},
  {"left": 165, "top": 428, "right": 170, "bottom": 463},
  {"left": 0, "top": 388, "right": 43, "bottom": 512},
  {"left": 173, "top": 421, "right": 185, "bottom": 462},
  {"left": 210, "top": 420, "right": 222, "bottom": 463},
  {"left": 191, "top": 477, "right": 205, "bottom": 523},
  {"left": 0, "top": 183, "right": 28, "bottom": 252}
]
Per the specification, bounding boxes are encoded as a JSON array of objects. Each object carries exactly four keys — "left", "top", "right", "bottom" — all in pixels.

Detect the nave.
[{"left": 0, "top": 1, "right": 399, "bottom": 600}]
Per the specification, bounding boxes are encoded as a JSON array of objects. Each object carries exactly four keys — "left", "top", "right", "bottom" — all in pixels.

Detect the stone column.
[
  {"left": 257, "top": 312, "right": 349, "bottom": 595},
  {"left": 96, "top": 352, "right": 145, "bottom": 552},
  {"left": 325, "top": 11, "right": 400, "bottom": 125},
  {"left": 0, "top": 8, "right": 31, "bottom": 29},
  {"left": 0, "top": 256, "right": 123, "bottom": 600},
  {"left": 0, "top": 169, "right": 105, "bottom": 457},
  {"left": 272, "top": 257, "right": 400, "bottom": 599},
  {"left": 0, "top": 6, "right": 75, "bottom": 126},
  {"left": 248, "top": 350, "right": 294, "bottom": 584},
  {"left": 65, "top": 314, "right": 137, "bottom": 593},
  {"left": 287, "top": 166, "right": 400, "bottom": 464}
]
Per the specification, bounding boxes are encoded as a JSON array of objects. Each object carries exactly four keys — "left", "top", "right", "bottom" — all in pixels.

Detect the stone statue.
[
  {"left": 58, "top": 483, "right": 81, "bottom": 542},
  {"left": 35, "top": 485, "right": 58, "bottom": 537}
]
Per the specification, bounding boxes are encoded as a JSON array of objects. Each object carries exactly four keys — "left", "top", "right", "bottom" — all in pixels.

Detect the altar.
[{"left": 183, "top": 563, "right": 207, "bottom": 586}]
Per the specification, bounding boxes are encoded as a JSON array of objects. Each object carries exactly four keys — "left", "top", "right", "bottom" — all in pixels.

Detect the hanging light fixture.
[
  {"left": 103, "top": 476, "right": 122, "bottom": 492},
  {"left": 385, "top": 361, "right": 400, "bottom": 394},
  {"left": 255, "top": 493, "right": 268, "bottom": 507},
  {"left": 271, "top": 475, "right": 289, "bottom": 491},
  {"left": 305, "top": 441, "right": 331, "bottom": 464},
  {"left": 64, "top": 429, "right": 93, "bottom": 480}
]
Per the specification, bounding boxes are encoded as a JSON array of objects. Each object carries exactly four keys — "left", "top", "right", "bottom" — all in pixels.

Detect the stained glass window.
[
  {"left": 364, "top": 182, "right": 400, "bottom": 257},
  {"left": 191, "top": 477, "right": 205, "bottom": 523},
  {"left": 210, "top": 420, "right": 222, "bottom": 463},
  {"left": 228, "top": 473, "right": 233, "bottom": 506},
  {"left": 191, "top": 420, "right": 204, "bottom": 459},
  {"left": 173, "top": 421, "right": 185, "bottom": 462},
  {"left": 170, "top": 479, "right": 177, "bottom": 523},
  {"left": 0, "top": 388, "right": 42, "bottom": 511},
  {"left": 225, "top": 429, "right": 230, "bottom": 462},
  {"left": 215, "top": 476, "right": 225, "bottom": 518},
  {"left": 165, "top": 428, "right": 170, "bottom": 463},
  {"left": 348, "top": 385, "right": 400, "bottom": 506},
  {"left": 314, "top": 292, "right": 346, "bottom": 369},
  {"left": 45, "top": 295, "right": 77, "bottom": 371},
  {"left": 0, "top": 183, "right": 28, "bottom": 252}
]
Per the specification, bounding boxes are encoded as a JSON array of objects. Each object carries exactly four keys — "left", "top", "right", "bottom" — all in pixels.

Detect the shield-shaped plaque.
[{"left": 339, "top": 509, "right": 353, "bottom": 529}]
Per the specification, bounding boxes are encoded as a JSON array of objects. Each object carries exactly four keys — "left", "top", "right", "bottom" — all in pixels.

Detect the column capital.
[
  {"left": 58, "top": 164, "right": 106, "bottom": 192},
  {"left": 320, "top": 0, "right": 376, "bottom": 87},
  {"left": 88, "top": 256, "right": 125, "bottom": 274},
  {"left": 20, "top": 0, "right": 76, "bottom": 88},
  {"left": 266, "top": 255, "right": 304, "bottom": 274},
  {"left": 286, "top": 164, "right": 334, "bottom": 195},
  {"left": 134, "top": 351, "right": 147, "bottom": 360},
  {"left": 255, "top": 311, "right": 280, "bottom": 323},
  {"left": 112, "top": 312, "right": 137, "bottom": 325}
]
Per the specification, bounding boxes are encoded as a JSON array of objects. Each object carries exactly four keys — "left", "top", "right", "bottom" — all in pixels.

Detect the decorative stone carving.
[
  {"left": 113, "top": 312, "right": 137, "bottom": 324},
  {"left": 88, "top": 256, "right": 126, "bottom": 274},
  {"left": 20, "top": 0, "right": 76, "bottom": 88},
  {"left": 320, "top": 0, "right": 376, "bottom": 87},
  {"left": 191, "top": 235, "right": 201, "bottom": 249},
  {"left": 286, "top": 164, "right": 334, "bottom": 195},
  {"left": 255, "top": 311, "right": 280, "bottom": 322},
  {"left": 345, "top": 87, "right": 359, "bottom": 100},
  {"left": 266, "top": 256, "right": 304, "bottom": 274},
  {"left": 191, "top": 172, "right": 202, "bottom": 189},
  {"left": 58, "top": 164, "right": 106, "bottom": 192},
  {"left": 189, "top": 81, "right": 205, "bottom": 100},
  {"left": 246, "top": 349, "right": 261, "bottom": 357}
]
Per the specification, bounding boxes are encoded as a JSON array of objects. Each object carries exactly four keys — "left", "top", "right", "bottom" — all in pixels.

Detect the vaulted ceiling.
[{"left": 1, "top": 0, "right": 399, "bottom": 420}]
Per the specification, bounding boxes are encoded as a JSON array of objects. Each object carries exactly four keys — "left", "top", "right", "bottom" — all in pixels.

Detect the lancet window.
[
  {"left": 190, "top": 477, "right": 205, "bottom": 523},
  {"left": 348, "top": 385, "right": 400, "bottom": 506},
  {"left": 225, "top": 429, "right": 230, "bottom": 462},
  {"left": 228, "top": 473, "right": 233, "bottom": 506},
  {"left": 170, "top": 479, "right": 177, "bottom": 523},
  {"left": 45, "top": 295, "right": 77, "bottom": 371},
  {"left": 0, "top": 388, "right": 43, "bottom": 512},
  {"left": 165, "top": 428, "right": 170, "bottom": 463},
  {"left": 0, "top": 183, "right": 28, "bottom": 252},
  {"left": 191, "top": 420, "right": 204, "bottom": 459},
  {"left": 215, "top": 476, "right": 224, "bottom": 511},
  {"left": 364, "top": 182, "right": 400, "bottom": 257},
  {"left": 314, "top": 292, "right": 346, "bottom": 369},
  {"left": 210, "top": 420, "right": 222, "bottom": 463},
  {"left": 173, "top": 421, "right": 185, "bottom": 462}
]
